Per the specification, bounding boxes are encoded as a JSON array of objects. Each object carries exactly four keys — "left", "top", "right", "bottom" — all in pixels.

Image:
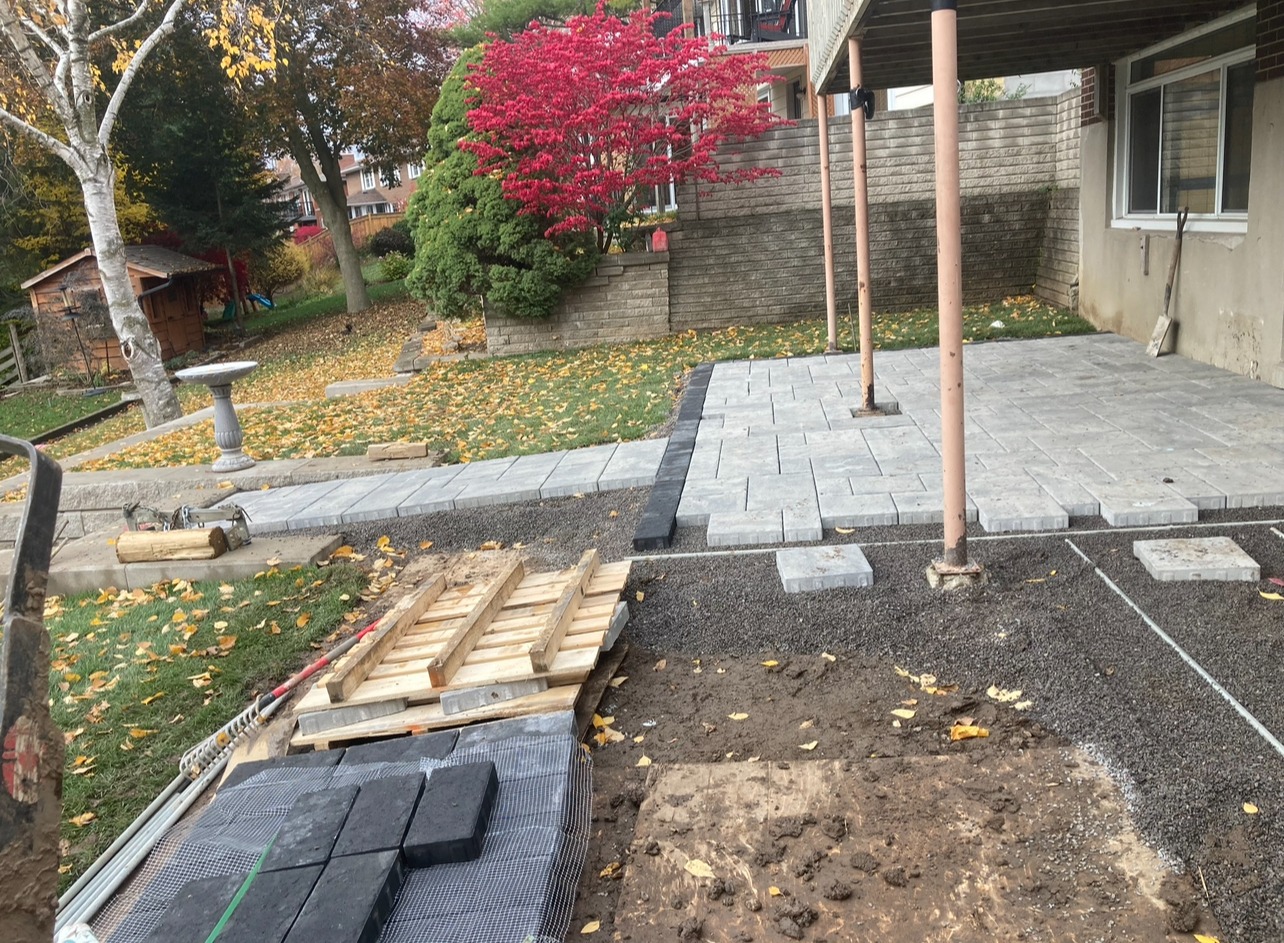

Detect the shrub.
[
  {"left": 249, "top": 242, "right": 310, "bottom": 302},
  {"left": 379, "top": 251, "right": 413, "bottom": 282},
  {"left": 369, "top": 220, "right": 415, "bottom": 258},
  {"left": 292, "top": 224, "right": 324, "bottom": 244},
  {"left": 405, "top": 47, "right": 598, "bottom": 320}
]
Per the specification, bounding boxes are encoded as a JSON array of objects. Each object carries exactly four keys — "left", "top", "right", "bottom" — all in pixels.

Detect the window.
[
  {"left": 407, "top": 162, "right": 423, "bottom": 180},
  {"left": 1119, "top": 13, "right": 1255, "bottom": 223},
  {"left": 360, "top": 168, "right": 376, "bottom": 191}
]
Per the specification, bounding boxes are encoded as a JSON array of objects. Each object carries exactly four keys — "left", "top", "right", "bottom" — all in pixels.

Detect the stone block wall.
[
  {"left": 1034, "top": 89, "right": 1082, "bottom": 310},
  {"left": 483, "top": 253, "right": 670, "bottom": 355}
]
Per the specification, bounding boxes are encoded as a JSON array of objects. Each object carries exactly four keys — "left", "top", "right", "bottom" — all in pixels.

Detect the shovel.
[{"left": 1146, "top": 207, "right": 1190, "bottom": 357}]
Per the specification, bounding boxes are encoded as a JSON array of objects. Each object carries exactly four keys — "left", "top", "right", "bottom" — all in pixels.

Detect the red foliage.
[
  {"left": 463, "top": 5, "right": 788, "bottom": 249},
  {"left": 292, "top": 224, "right": 325, "bottom": 244}
]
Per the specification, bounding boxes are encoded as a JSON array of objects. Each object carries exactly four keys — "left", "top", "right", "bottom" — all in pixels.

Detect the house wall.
[
  {"left": 484, "top": 253, "right": 670, "bottom": 356},
  {"left": 1078, "top": 58, "right": 1284, "bottom": 385},
  {"left": 668, "top": 93, "right": 1078, "bottom": 331}
]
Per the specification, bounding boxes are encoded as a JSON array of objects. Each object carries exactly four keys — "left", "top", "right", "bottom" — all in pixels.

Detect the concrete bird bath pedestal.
[{"left": 175, "top": 360, "right": 259, "bottom": 472}]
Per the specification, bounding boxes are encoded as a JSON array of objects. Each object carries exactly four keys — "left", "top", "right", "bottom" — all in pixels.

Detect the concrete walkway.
[
  {"left": 218, "top": 440, "right": 668, "bottom": 534},
  {"left": 680, "top": 333, "right": 1284, "bottom": 545}
]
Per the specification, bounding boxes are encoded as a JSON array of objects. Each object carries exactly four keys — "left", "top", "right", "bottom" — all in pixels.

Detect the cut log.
[
  {"left": 529, "top": 549, "right": 599, "bottom": 672},
  {"left": 115, "top": 527, "right": 228, "bottom": 563},
  {"left": 425, "top": 560, "right": 524, "bottom": 688},
  {"left": 325, "top": 575, "right": 447, "bottom": 703}
]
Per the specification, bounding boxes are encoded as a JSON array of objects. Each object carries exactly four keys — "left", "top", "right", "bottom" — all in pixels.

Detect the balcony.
[{"left": 653, "top": 0, "right": 808, "bottom": 44}]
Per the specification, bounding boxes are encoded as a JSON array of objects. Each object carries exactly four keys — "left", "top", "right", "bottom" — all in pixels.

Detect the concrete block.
[
  {"left": 974, "top": 492, "right": 1070, "bottom": 533},
  {"left": 675, "top": 477, "right": 747, "bottom": 526},
  {"left": 440, "top": 677, "right": 550, "bottom": 716},
  {"left": 1133, "top": 537, "right": 1260, "bottom": 582},
  {"left": 783, "top": 504, "right": 823, "bottom": 542},
  {"left": 261, "top": 785, "right": 360, "bottom": 872},
  {"left": 706, "top": 509, "right": 783, "bottom": 547},
  {"left": 453, "top": 478, "right": 543, "bottom": 509},
  {"left": 141, "top": 873, "right": 244, "bottom": 943},
  {"left": 452, "top": 710, "right": 576, "bottom": 751},
  {"left": 325, "top": 376, "right": 414, "bottom": 399},
  {"left": 818, "top": 492, "right": 898, "bottom": 528},
  {"left": 331, "top": 774, "right": 425, "bottom": 858},
  {"left": 598, "top": 438, "right": 667, "bottom": 490},
  {"left": 296, "top": 699, "right": 410, "bottom": 738},
  {"left": 403, "top": 762, "right": 499, "bottom": 867},
  {"left": 216, "top": 865, "right": 323, "bottom": 943},
  {"left": 339, "top": 730, "right": 458, "bottom": 767},
  {"left": 366, "top": 441, "right": 430, "bottom": 460},
  {"left": 776, "top": 545, "right": 874, "bottom": 593},
  {"left": 221, "top": 749, "right": 345, "bottom": 791},
  {"left": 285, "top": 851, "right": 405, "bottom": 943},
  {"left": 1088, "top": 480, "right": 1199, "bottom": 526}
]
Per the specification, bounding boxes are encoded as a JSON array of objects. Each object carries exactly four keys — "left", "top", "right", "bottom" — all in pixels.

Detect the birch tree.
[{"left": 0, "top": 1, "right": 208, "bottom": 425}]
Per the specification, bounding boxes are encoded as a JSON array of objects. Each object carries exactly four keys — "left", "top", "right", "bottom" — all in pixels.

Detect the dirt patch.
[{"left": 572, "top": 648, "right": 1217, "bottom": 942}]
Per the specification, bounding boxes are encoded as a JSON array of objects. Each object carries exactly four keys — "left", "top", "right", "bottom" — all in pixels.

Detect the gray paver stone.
[
  {"left": 776, "top": 544, "right": 874, "bottom": 593},
  {"left": 706, "top": 509, "right": 783, "bottom": 547},
  {"left": 818, "top": 492, "right": 898, "bottom": 528},
  {"left": 1133, "top": 537, "right": 1260, "bottom": 581}
]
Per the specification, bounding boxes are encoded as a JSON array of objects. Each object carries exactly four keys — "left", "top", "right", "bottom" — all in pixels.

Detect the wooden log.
[
  {"left": 366, "top": 442, "right": 430, "bottom": 460},
  {"left": 115, "top": 527, "right": 229, "bottom": 563},
  {"left": 325, "top": 574, "right": 447, "bottom": 703},
  {"left": 529, "top": 549, "right": 599, "bottom": 673},
  {"left": 425, "top": 560, "right": 525, "bottom": 688}
]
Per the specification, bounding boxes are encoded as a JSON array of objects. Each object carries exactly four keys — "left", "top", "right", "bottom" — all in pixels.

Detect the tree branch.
[
  {"left": 88, "top": 0, "right": 156, "bottom": 45},
  {"left": 97, "top": 0, "right": 184, "bottom": 146},
  {"left": 0, "top": 0, "right": 77, "bottom": 128},
  {"left": 0, "top": 104, "right": 77, "bottom": 166},
  {"left": 19, "top": 14, "right": 67, "bottom": 58}
]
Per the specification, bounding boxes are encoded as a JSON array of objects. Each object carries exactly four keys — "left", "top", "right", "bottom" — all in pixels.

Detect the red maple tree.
[{"left": 463, "top": 5, "right": 787, "bottom": 251}]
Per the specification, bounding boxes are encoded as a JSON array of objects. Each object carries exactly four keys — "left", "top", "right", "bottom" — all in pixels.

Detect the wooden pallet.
[{"left": 290, "top": 553, "right": 630, "bottom": 749}]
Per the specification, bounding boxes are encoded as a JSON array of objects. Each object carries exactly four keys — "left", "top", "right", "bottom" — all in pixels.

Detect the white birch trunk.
[{"left": 77, "top": 153, "right": 182, "bottom": 426}]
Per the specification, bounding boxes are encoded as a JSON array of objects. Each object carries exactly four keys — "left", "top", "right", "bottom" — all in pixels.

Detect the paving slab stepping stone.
[
  {"left": 284, "top": 849, "right": 406, "bottom": 943},
  {"left": 338, "top": 729, "right": 458, "bottom": 766},
  {"left": 403, "top": 761, "right": 500, "bottom": 867},
  {"left": 331, "top": 773, "right": 426, "bottom": 857},
  {"left": 216, "top": 864, "right": 324, "bottom": 943},
  {"left": 141, "top": 873, "right": 244, "bottom": 943},
  {"left": 1133, "top": 537, "right": 1261, "bottom": 582},
  {"left": 261, "top": 784, "right": 360, "bottom": 872},
  {"left": 777, "top": 545, "right": 874, "bottom": 594}
]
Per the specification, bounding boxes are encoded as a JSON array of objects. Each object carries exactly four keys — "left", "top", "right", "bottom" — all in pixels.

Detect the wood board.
[{"left": 290, "top": 557, "right": 630, "bottom": 747}]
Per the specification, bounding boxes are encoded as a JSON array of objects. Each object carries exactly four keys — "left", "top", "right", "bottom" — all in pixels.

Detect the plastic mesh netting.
[{"left": 93, "top": 725, "right": 591, "bottom": 943}]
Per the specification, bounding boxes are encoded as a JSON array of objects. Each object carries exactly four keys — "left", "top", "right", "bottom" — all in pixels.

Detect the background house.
[
  {"left": 273, "top": 152, "right": 424, "bottom": 229},
  {"left": 21, "top": 247, "right": 216, "bottom": 377}
]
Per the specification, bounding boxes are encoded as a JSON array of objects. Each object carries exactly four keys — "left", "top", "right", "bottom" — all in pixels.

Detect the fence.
[
  {"left": 296, "top": 213, "right": 407, "bottom": 270},
  {"left": 0, "top": 322, "right": 32, "bottom": 388}
]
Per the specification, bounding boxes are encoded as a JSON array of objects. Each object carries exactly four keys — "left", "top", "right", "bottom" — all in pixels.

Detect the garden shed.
[{"left": 21, "top": 246, "right": 217, "bottom": 377}]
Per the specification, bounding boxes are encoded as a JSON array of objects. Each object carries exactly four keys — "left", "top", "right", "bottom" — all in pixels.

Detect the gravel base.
[{"left": 302, "top": 496, "right": 1284, "bottom": 941}]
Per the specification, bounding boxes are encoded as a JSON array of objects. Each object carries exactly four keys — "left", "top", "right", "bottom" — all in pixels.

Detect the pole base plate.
[{"left": 925, "top": 559, "right": 987, "bottom": 590}]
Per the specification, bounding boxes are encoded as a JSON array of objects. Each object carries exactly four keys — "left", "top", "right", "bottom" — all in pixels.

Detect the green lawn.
[
  {"left": 52, "top": 563, "right": 368, "bottom": 886},
  {"left": 0, "top": 388, "right": 123, "bottom": 441}
]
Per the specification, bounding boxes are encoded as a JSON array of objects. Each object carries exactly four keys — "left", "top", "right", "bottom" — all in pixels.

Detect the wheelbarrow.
[{"left": 0, "top": 435, "right": 64, "bottom": 942}]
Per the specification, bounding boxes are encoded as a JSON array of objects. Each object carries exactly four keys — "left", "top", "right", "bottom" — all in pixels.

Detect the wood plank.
[
  {"left": 290, "top": 684, "right": 581, "bottom": 750},
  {"left": 529, "top": 550, "right": 599, "bottom": 673},
  {"left": 324, "top": 574, "right": 446, "bottom": 702},
  {"left": 424, "top": 560, "right": 524, "bottom": 688}
]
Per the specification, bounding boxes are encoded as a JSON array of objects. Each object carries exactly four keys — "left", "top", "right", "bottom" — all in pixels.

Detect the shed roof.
[
  {"left": 812, "top": 0, "right": 1251, "bottom": 94},
  {"left": 21, "top": 246, "right": 219, "bottom": 290}
]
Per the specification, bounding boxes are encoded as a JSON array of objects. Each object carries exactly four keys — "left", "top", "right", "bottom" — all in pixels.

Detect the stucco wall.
[{"left": 1078, "top": 76, "right": 1284, "bottom": 387}]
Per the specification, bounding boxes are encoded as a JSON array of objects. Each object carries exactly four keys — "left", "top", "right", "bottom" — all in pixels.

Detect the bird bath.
[{"left": 175, "top": 360, "right": 259, "bottom": 472}]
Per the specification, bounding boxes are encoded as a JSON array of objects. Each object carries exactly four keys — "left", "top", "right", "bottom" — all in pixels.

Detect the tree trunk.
[
  {"left": 328, "top": 211, "right": 370, "bottom": 315},
  {"left": 79, "top": 161, "right": 182, "bottom": 427},
  {"left": 287, "top": 134, "right": 371, "bottom": 314}
]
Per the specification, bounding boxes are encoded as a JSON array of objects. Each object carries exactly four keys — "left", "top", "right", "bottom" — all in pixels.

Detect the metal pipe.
[
  {"left": 931, "top": 0, "right": 969, "bottom": 569},
  {"left": 817, "top": 90, "right": 839, "bottom": 353},
  {"left": 849, "top": 36, "right": 877, "bottom": 410}
]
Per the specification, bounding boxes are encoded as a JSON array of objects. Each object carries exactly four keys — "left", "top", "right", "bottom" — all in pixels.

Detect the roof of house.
[
  {"left": 347, "top": 189, "right": 394, "bottom": 207},
  {"left": 21, "top": 247, "right": 219, "bottom": 290}
]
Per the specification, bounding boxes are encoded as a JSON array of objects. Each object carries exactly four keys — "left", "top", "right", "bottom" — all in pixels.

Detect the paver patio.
[{"left": 219, "top": 334, "right": 1284, "bottom": 541}]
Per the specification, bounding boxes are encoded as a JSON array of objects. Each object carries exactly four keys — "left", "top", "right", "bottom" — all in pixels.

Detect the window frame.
[
  {"left": 1112, "top": 7, "right": 1256, "bottom": 234},
  {"left": 407, "top": 161, "right": 423, "bottom": 180},
  {"left": 360, "top": 167, "right": 377, "bottom": 191}
]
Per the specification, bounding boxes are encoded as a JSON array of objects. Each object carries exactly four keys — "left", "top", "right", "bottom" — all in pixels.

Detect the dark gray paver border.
[{"left": 632, "top": 363, "right": 712, "bottom": 551}]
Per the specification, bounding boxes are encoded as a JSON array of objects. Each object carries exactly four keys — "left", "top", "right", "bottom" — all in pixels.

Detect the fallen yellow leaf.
[
  {"left": 636, "top": 755, "right": 652, "bottom": 767},
  {"left": 684, "top": 859, "right": 715, "bottom": 879},
  {"left": 835, "top": 526, "right": 855, "bottom": 534},
  {"left": 141, "top": 692, "right": 166, "bottom": 705},
  {"left": 129, "top": 728, "right": 156, "bottom": 739},
  {"left": 69, "top": 812, "right": 97, "bottom": 827},
  {"left": 592, "top": 714, "right": 614, "bottom": 728},
  {"left": 769, "top": 886, "right": 782, "bottom": 897},
  {"left": 1243, "top": 802, "right": 1259, "bottom": 815},
  {"left": 950, "top": 724, "right": 990, "bottom": 742},
  {"left": 987, "top": 685, "right": 1022, "bottom": 703},
  {"left": 635, "top": 591, "right": 645, "bottom": 602},
  {"left": 1193, "top": 935, "right": 1221, "bottom": 943},
  {"left": 419, "top": 540, "right": 434, "bottom": 550},
  {"left": 890, "top": 708, "right": 916, "bottom": 720},
  {"left": 728, "top": 712, "right": 749, "bottom": 721},
  {"left": 821, "top": 652, "right": 836, "bottom": 662},
  {"left": 761, "top": 660, "right": 779, "bottom": 668},
  {"left": 580, "top": 920, "right": 601, "bottom": 934},
  {"left": 296, "top": 613, "right": 311, "bottom": 628},
  {"left": 608, "top": 676, "right": 628, "bottom": 688},
  {"left": 217, "top": 635, "right": 237, "bottom": 651},
  {"left": 1260, "top": 592, "right": 1283, "bottom": 601},
  {"left": 799, "top": 741, "right": 819, "bottom": 751}
]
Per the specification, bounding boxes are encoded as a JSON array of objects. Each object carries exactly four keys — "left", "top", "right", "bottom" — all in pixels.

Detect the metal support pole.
[
  {"left": 849, "top": 37, "right": 876, "bottom": 410},
  {"left": 817, "top": 91, "right": 839, "bottom": 353},
  {"left": 930, "top": 0, "right": 971, "bottom": 572}
]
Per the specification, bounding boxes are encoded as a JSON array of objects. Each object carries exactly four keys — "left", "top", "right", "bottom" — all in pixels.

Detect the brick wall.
[
  {"left": 670, "top": 96, "right": 1077, "bottom": 331},
  {"left": 1035, "top": 89, "right": 1082, "bottom": 310},
  {"left": 483, "top": 253, "right": 670, "bottom": 355},
  {"left": 1261, "top": 0, "right": 1284, "bottom": 81}
]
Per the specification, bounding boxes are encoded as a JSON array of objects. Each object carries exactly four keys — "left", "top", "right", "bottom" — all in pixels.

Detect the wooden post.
[
  {"left": 816, "top": 89, "right": 839, "bottom": 353},
  {"left": 7, "top": 323, "right": 28, "bottom": 384},
  {"left": 849, "top": 37, "right": 877, "bottom": 411}
]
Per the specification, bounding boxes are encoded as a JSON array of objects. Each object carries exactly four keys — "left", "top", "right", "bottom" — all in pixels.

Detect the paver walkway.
[
  {"left": 682, "top": 333, "right": 1284, "bottom": 545},
  {"left": 220, "top": 440, "right": 668, "bottom": 534},
  {"left": 221, "top": 334, "right": 1284, "bottom": 543}
]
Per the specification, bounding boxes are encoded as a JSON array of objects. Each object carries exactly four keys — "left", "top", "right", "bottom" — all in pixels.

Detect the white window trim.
[
  {"left": 360, "top": 168, "right": 376, "bottom": 191},
  {"left": 1111, "top": 6, "right": 1256, "bottom": 233},
  {"left": 407, "top": 162, "right": 423, "bottom": 180}
]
